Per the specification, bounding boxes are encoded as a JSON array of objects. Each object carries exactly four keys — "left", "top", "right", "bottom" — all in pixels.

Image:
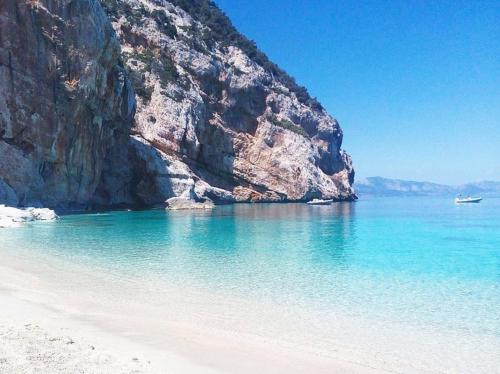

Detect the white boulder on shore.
[
  {"left": 0, "top": 205, "right": 58, "bottom": 228},
  {"left": 165, "top": 197, "right": 215, "bottom": 211}
]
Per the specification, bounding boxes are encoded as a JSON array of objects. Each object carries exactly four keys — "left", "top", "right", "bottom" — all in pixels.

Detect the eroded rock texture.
[
  {"left": 0, "top": 0, "right": 135, "bottom": 208},
  {"left": 0, "top": 0, "right": 354, "bottom": 209},
  {"left": 102, "top": 0, "right": 355, "bottom": 204}
]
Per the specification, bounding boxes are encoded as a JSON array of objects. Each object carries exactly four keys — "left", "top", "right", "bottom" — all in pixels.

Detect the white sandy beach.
[
  {"left": 0, "top": 247, "right": 498, "bottom": 374},
  {"left": 0, "top": 251, "right": 385, "bottom": 374}
]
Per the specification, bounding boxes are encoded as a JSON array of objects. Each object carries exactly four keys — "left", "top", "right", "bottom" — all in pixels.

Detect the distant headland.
[{"left": 355, "top": 177, "right": 500, "bottom": 197}]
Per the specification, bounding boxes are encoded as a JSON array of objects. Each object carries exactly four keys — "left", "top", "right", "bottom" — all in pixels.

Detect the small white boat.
[
  {"left": 307, "top": 199, "right": 333, "bottom": 205},
  {"left": 455, "top": 196, "right": 482, "bottom": 204}
]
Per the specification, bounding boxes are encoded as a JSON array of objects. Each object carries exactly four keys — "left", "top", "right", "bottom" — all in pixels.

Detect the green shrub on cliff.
[
  {"left": 121, "top": 48, "right": 180, "bottom": 100},
  {"left": 270, "top": 117, "right": 309, "bottom": 138},
  {"left": 152, "top": 9, "right": 178, "bottom": 38},
  {"left": 159, "top": 53, "right": 179, "bottom": 86},
  {"left": 135, "top": 85, "right": 154, "bottom": 103},
  {"left": 101, "top": 0, "right": 150, "bottom": 25}
]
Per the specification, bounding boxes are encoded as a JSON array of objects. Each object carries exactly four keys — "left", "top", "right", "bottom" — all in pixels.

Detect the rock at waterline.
[
  {"left": 165, "top": 198, "right": 215, "bottom": 211},
  {"left": 0, "top": 205, "right": 58, "bottom": 228}
]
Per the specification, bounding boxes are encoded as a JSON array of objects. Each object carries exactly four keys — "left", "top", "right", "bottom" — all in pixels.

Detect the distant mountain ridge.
[{"left": 355, "top": 177, "right": 500, "bottom": 197}]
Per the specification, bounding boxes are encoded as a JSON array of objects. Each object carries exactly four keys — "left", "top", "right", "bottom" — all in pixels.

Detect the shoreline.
[
  {"left": 1, "top": 198, "right": 358, "bottom": 216},
  {"left": 0, "top": 251, "right": 387, "bottom": 374},
  {"left": 1, "top": 239, "right": 498, "bottom": 373}
]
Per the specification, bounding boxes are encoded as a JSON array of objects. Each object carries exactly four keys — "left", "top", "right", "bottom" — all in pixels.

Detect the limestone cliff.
[
  {"left": 0, "top": 0, "right": 135, "bottom": 208},
  {"left": 0, "top": 0, "right": 355, "bottom": 208},
  {"left": 101, "top": 0, "right": 355, "bottom": 204}
]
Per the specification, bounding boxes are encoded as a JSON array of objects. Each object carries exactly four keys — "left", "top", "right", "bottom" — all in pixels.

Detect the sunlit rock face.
[
  {"left": 0, "top": 0, "right": 354, "bottom": 209},
  {"left": 102, "top": 0, "right": 355, "bottom": 204},
  {"left": 0, "top": 0, "right": 135, "bottom": 208}
]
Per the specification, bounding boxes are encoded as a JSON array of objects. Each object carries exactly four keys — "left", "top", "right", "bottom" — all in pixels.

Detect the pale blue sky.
[{"left": 215, "top": 0, "right": 499, "bottom": 184}]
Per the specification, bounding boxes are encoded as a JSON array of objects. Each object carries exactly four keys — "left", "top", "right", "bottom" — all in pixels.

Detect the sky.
[{"left": 215, "top": 0, "right": 499, "bottom": 185}]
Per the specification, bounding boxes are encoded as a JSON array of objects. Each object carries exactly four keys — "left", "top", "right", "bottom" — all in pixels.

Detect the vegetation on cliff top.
[
  {"left": 169, "top": 0, "right": 323, "bottom": 111},
  {"left": 100, "top": 0, "right": 323, "bottom": 111}
]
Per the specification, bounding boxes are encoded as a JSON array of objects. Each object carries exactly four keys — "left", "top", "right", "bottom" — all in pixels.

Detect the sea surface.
[{"left": 1, "top": 197, "right": 499, "bottom": 372}]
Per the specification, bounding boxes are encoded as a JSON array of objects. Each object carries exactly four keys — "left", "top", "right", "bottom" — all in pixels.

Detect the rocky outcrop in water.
[
  {"left": 0, "top": 205, "right": 57, "bottom": 228},
  {"left": 0, "top": 0, "right": 355, "bottom": 209}
]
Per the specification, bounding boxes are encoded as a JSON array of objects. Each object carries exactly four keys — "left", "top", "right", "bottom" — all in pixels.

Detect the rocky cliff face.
[
  {"left": 102, "top": 0, "right": 355, "bottom": 204},
  {"left": 0, "top": 0, "right": 354, "bottom": 209},
  {"left": 0, "top": 0, "right": 135, "bottom": 208}
]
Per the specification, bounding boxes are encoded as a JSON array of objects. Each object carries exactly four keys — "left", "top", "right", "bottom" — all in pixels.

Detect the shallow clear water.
[{"left": 1, "top": 197, "right": 499, "bottom": 341}]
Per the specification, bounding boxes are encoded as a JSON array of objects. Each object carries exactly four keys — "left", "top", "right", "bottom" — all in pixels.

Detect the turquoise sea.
[{"left": 1, "top": 197, "right": 499, "bottom": 371}]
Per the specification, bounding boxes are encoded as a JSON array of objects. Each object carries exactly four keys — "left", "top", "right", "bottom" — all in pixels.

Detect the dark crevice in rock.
[{"left": 0, "top": 127, "right": 35, "bottom": 156}]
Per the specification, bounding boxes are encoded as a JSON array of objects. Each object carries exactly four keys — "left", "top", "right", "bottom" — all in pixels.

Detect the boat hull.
[
  {"left": 307, "top": 199, "right": 333, "bottom": 205},
  {"left": 455, "top": 198, "right": 482, "bottom": 204}
]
